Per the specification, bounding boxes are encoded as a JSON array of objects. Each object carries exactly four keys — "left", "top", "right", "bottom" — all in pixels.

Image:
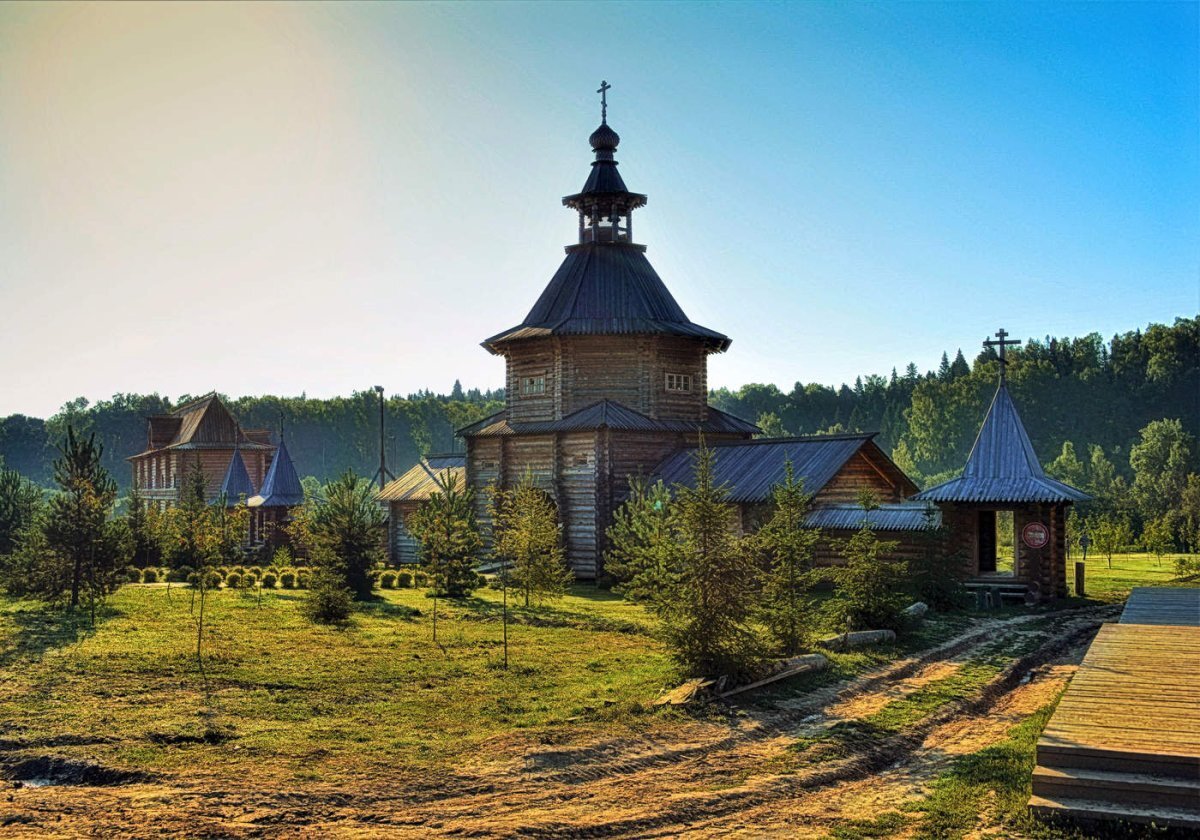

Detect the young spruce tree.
[
  {"left": 828, "top": 490, "right": 908, "bottom": 633},
  {"left": 604, "top": 476, "right": 675, "bottom": 605},
  {"left": 753, "top": 461, "right": 818, "bottom": 657},
  {"left": 489, "top": 472, "right": 572, "bottom": 607}
]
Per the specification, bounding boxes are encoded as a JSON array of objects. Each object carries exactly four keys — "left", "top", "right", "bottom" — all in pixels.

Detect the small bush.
[
  {"left": 244, "top": 571, "right": 260, "bottom": 587},
  {"left": 125, "top": 566, "right": 142, "bottom": 583},
  {"left": 379, "top": 571, "right": 397, "bottom": 589},
  {"left": 280, "top": 570, "right": 296, "bottom": 589},
  {"left": 225, "top": 571, "right": 243, "bottom": 589},
  {"left": 414, "top": 570, "right": 429, "bottom": 587},
  {"left": 231, "top": 566, "right": 246, "bottom": 577},
  {"left": 186, "top": 572, "right": 200, "bottom": 585},
  {"left": 487, "top": 575, "right": 504, "bottom": 591},
  {"left": 302, "top": 569, "right": 352, "bottom": 625},
  {"left": 476, "top": 573, "right": 489, "bottom": 589},
  {"left": 204, "top": 571, "right": 222, "bottom": 589},
  {"left": 266, "top": 566, "right": 279, "bottom": 576},
  {"left": 167, "top": 565, "right": 193, "bottom": 583},
  {"left": 297, "top": 571, "right": 311, "bottom": 589},
  {"left": 273, "top": 547, "right": 293, "bottom": 568},
  {"left": 142, "top": 568, "right": 159, "bottom": 584},
  {"left": 396, "top": 570, "right": 413, "bottom": 588},
  {"left": 261, "top": 572, "right": 277, "bottom": 589}
]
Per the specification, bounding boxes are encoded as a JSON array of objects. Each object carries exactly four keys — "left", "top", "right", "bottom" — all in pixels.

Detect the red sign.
[{"left": 1022, "top": 522, "right": 1050, "bottom": 549}]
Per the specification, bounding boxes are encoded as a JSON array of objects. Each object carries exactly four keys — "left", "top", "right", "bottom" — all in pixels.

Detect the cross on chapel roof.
[
  {"left": 983, "top": 328, "right": 1022, "bottom": 384},
  {"left": 598, "top": 80, "right": 611, "bottom": 123}
]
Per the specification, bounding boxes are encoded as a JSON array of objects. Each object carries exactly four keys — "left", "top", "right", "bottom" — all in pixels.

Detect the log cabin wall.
[
  {"left": 559, "top": 431, "right": 600, "bottom": 578},
  {"left": 812, "top": 530, "right": 931, "bottom": 567},
  {"left": 649, "top": 337, "right": 709, "bottom": 421},
  {"left": 389, "top": 500, "right": 421, "bottom": 565},
  {"left": 817, "top": 451, "right": 907, "bottom": 504},
  {"left": 505, "top": 339, "right": 558, "bottom": 423}
]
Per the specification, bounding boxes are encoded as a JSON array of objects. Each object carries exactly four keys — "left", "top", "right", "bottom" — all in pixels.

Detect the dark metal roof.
[
  {"left": 562, "top": 121, "right": 648, "bottom": 208},
  {"left": 219, "top": 449, "right": 255, "bottom": 505},
  {"left": 248, "top": 439, "right": 304, "bottom": 508},
  {"left": 912, "top": 383, "right": 1091, "bottom": 504},
  {"left": 483, "top": 244, "right": 730, "bottom": 352},
  {"left": 650, "top": 434, "right": 878, "bottom": 504},
  {"left": 459, "top": 400, "right": 759, "bottom": 438},
  {"left": 805, "top": 503, "right": 940, "bottom": 532},
  {"left": 377, "top": 455, "right": 466, "bottom": 503}
]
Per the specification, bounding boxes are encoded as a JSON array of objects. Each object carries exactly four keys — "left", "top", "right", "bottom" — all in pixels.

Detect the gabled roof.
[
  {"left": 457, "top": 400, "right": 759, "bottom": 438},
  {"left": 377, "top": 455, "right": 466, "bottom": 503},
  {"left": 248, "top": 439, "right": 304, "bottom": 508},
  {"left": 219, "top": 450, "right": 255, "bottom": 506},
  {"left": 912, "top": 383, "right": 1090, "bottom": 504},
  {"left": 130, "top": 393, "right": 273, "bottom": 459},
  {"left": 805, "top": 503, "right": 940, "bottom": 532},
  {"left": 650, "top": 433, "right": 914, "bottom": 504},
  {"left": 481, "top": 244, "right": 730, "bottom": 353}
]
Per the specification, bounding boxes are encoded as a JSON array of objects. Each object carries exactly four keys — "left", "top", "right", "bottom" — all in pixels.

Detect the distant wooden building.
[
  {"left": 650, "top": 433, "right": 934, "bottom": 566},
  {"left": 462, "top": 107, "right": 757, "bottom": 578},
  {"left": 379, "top": 455, "right": 466, "bottom": 564},
  {"left": 912, "top": 332, "right": 1090, "bottom": 602},
  {"left": 128, "top": 394, "right": 274, "bottom": 509}
]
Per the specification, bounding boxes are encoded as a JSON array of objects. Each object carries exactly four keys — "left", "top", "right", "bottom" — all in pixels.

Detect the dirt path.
[{"left": 0, "top": 607, "right": 1116, "bottom": 838}]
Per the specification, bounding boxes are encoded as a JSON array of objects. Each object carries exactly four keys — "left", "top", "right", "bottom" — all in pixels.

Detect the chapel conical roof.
[
  {"left": 913, "top": 383, "right": 1090, "bottom": 504},
  {"left": 218, "top": 449, "right": 254, "bottom": 506},
  {"left": 248, "top": 439, "right": 304, "bottom": 508}
]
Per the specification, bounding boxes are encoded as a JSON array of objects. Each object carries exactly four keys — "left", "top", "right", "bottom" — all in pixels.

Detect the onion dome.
[{"left": 589, "top": 121, "right": 620, "bottom": 153}]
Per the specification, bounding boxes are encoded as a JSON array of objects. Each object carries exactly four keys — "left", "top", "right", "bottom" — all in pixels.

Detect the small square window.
[
  {"left": 665, "top": 373, "right": 693, "bottom": 393},
  {"left": 522, "top": 375, "right": 546, "bottom": 395}
]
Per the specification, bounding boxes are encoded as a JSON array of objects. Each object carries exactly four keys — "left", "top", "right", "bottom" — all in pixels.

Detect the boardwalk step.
[
  {"left": 1029, "top": 794, "right": 1200, "bottom": 831},
  {"left": 1032, "top": 765, "right": 1200, "bottom": 810},
  {"left": 1037, "top": 742, "right": 1200, "bottom": 780}
]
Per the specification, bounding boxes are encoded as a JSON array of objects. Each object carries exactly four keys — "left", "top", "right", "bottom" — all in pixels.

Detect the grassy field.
[
  {"left": 1065, "top": 551, "right": 1197, "bottom": 601},
  {"left": 0, "top": 554, "right": 1194, "bottom": 837},
  {"left": 0, "top": 585, "right": 680, "bottom": 787}
]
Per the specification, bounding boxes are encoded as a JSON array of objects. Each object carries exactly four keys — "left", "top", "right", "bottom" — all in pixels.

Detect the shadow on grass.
[
  {"left": 453, "top": 595, "right": 649, "bottom": 635},
  {"left": 353, "top": 597, "right": 422, "bottom": 620},
  {"left": 0, "top": 602, "right": 114, "bottom": 668}
]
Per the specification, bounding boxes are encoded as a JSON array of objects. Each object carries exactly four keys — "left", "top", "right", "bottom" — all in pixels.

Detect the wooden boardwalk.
[
  {"left": 1119, "top": 586, "right": 1200, "bottom": 627},
  {"left": 1030, "top": 588, "right": 1200, "bottom": 829}
]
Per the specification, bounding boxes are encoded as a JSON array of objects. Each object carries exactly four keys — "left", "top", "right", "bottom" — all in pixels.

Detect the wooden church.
[{"left": 456, "top": 88, "right": 934, "bottom": 579}]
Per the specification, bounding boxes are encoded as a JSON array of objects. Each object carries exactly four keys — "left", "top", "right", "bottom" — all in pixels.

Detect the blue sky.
[{"left": 0, "top": 1, "right": 1195, "bottom": 417}]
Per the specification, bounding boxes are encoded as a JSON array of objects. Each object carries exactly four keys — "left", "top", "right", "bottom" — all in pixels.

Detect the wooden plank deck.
[
  {"left": 1031, "top": 588, "right": 1200, "bottom": 828},
  {"left": 1039, "top": 623, "right": 1200, "bottom": 767},
  {"left": 1120, "top": 586, "right": 1200, "bottom": 627}
]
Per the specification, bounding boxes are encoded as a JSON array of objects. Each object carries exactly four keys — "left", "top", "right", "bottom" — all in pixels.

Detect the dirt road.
[{"left": 1, "top": 607, "right": 1115, "bottom": 838}]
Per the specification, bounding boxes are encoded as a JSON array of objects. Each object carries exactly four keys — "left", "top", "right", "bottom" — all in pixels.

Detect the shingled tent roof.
[
  {"left": 248, "top": 439, "right": 304, "bottom": 508},
  {"left": 218, "top": 449, "right": 255, "bottom": 506},
  {"left": 482, "top": 245, "right": 730, "bottom": 352},
  {"left": 912, "top": 384, "right": 1090, "bottom": 504},
  {"left": 650, "top": 433, "right": 918, "bottom": 504},
  {"left": 456, "top": 400, "right": 759, "bottom": 438},
  {"left": 483, "top": 116, "right": 728, "bottom": 354}
]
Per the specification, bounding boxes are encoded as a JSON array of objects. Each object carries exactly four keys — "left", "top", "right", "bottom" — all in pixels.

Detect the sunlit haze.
[{"left": 1, "top": 1, "right": 1196, "bottom": 418}]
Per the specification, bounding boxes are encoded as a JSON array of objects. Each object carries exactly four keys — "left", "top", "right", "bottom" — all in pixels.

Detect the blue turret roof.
[
  {"left": 912, "top": 383, "right": 1090, "bottom": 504},
  {"left": 219, "top": 449, "right": 254, "bottom": 505},
  {"left": 248, "top": 439, "right": 304, "bottom": 508}
]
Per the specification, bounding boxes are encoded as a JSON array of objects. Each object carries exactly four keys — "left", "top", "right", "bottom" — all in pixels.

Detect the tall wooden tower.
[{"left": 462, "top": 86, "right": 757, "bottom": 577}]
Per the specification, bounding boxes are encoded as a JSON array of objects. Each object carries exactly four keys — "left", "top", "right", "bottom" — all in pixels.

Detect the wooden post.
[{"left": 1075, "top": 561, "right": 1085, "bottom": 598}]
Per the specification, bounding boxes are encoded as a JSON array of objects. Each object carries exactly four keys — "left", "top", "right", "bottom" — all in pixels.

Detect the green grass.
[
  {"left": 0, "top": 584, "right": 679, "bottom": 785},
  {"left": 1065, "top": 551, "right": 1198, "bottom": 602}
]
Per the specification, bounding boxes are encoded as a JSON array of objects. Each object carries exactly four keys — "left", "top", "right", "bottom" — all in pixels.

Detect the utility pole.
[{"left": 372, "top": 385, "right": 394, "bottom": 490}]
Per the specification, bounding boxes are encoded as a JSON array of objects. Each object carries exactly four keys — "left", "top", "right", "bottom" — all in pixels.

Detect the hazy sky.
[{"left": 1, "top": 1, "right": 1196, "bottom": 418}]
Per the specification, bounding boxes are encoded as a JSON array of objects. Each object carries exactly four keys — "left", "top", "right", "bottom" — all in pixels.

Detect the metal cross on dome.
[
  {"left": 983, "top": 328, "right": 1022, "bottom": 384},
  {"left": 598, "top": 80, "right": 611, "bottom": 123}
]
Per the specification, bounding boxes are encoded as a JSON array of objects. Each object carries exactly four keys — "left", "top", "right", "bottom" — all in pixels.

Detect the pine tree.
[
  {"left": 42, "top": 426, "right": 128, "bottom": 612},
  {"left": 908, "top": 504, "right": 966, "bottom": 611},
  {"left": 949, "top": 349, "right": 970, "bottom": 379},
  {"left": 0, "top": 467, "right": 42, "bottom": 556},
  {"left": 490, "top": 472, "right": 572, "bottom": 607},
  {"left": 301, "top": 471, "right": 385, "bottom": 599},
  {"left": 753, "top": 462, "right": 817, "bottom": 656},
  {"left": 938, "top": 352, "right": 952, "bottom": 381},
  {"left": 408, "top": 473, "right": 484, "bottom": 598},
  {"left": 828, "top": 491, "right": 907, "bottom": 632},
  {"left": 126, "top": 482, "right": 162, "bottom": 568},
  {"left": 661, "top": 443, "right": 763, "bottom": 679},
  {"left": 605, "top": 476, "right": 675, "bottom": 604}
]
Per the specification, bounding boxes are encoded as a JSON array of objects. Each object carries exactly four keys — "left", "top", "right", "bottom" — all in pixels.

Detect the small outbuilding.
[
  {"left": 378, "top": 455, "right": 467, "bottom": 564},
  {"left": 912, "top": 331, "right": 1090, "bottom": 601}
]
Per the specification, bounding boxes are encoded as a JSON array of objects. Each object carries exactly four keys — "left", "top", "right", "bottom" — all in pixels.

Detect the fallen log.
[
  {"left": 653, "top": 677, "right": 715, "bottom": 706},
  {"left": 817, "top": 629, "right": 896, "bottom": 651},
  {"left": 718, "top": 654, "right": 828, "bottom": 698}
]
